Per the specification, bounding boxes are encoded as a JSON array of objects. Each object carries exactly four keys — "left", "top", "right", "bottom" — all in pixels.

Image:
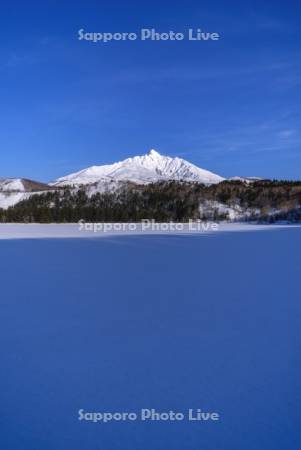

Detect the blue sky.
[{"left": 0, "top": 0, "right": 300, "bottom": 181}]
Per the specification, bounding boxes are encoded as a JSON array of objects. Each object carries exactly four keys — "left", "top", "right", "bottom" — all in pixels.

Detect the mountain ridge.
[
  {"left": 0, "top": 149, "right": 268, "bottom": 210},
  {"left": 51, "top": 149, "right": 225, "bottom": 186}
]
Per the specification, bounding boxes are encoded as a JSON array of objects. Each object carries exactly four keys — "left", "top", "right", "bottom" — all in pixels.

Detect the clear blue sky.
[{"left": 1, "top": 0, "right": 300, "bottom": 181}]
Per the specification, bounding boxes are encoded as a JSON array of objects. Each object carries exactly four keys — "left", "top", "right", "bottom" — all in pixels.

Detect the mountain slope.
[
  {"left": 228, "top": 176, "right": 263, "bottom": 184},
  {"left": 52, "top": 149, "right": 225, "bottom": 186},
  {"left": 1, "top": 179, "right": 300, "bottom": 223},
  {"left": 0, "top": 178, "right": 51, "bottom": 192},
  {"left": 0, "top": 178, "right": 52, "bottom": 209}
]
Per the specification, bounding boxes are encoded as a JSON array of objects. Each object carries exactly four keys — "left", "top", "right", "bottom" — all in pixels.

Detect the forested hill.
[{"left": 0, "top": 180, "right": 300, "bottom": 223}]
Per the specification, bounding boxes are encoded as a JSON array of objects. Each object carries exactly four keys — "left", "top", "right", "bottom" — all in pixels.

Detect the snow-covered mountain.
[
  {"left": 0, "top": 178, "right": 50, "bottom": 192},
  {"left": 0, "top": 151, "right": 266, "bottom": 211},
  {"left": 0, "top": 178, "right": 26, "bottom": 192},
  {"left": 52, "top": 149, "right": 225, "bottom": 187},
  {"left": 228, "top": 176, "right": 263, "bottom": 184},
  {"left": 0, "top": 178, "right": 51, "bottom": 209}
]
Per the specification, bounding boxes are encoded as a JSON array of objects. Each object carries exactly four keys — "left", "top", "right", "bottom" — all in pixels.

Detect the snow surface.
[
  {"left": 1, "top": 228, "right": 300, "bottom": 450},
  {"left": 0, "top": 222, "right": 299, "bottom": 239},
  {"left": 0, "top": 178, "right": 25, "bottom": 192},
  {"left": 199, "top": 200, "right": 261, "bottom": 220},
  {"left": 0, "top": 192, "right": 34, "bottom": 209},
  {"left": 51, "top": 149, "right": 225, "bottom": 186},
  {"left": 228, "top": 176, "right": 262, "bottom": 184},
  {"left": 0, "top": 191, "right": 44, "bottom": 209},
  {"left": 0, "top": 179, "right": 39, "bottom": 209}
]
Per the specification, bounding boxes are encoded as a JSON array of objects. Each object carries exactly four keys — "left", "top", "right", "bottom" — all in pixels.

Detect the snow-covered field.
[
  {"left": 1, "top": 228, "right": 300, "bottom": 450},
  {"left": 0, "top": 222, "right": 300, "bottom": 239}
]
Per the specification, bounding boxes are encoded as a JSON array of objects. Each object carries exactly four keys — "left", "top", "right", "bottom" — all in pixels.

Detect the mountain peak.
[
  {"left": 148, "top": 149, "right": 161, "bottom": 157},
  {"left": 52, "top": 149, "right": 225, "bottom": 187}
]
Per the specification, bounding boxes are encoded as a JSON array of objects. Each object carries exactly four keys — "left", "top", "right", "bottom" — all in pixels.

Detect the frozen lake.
[
  {"left": 1, "top": 228, "right": 300, "bottom": 449},
  {"left": 0, "top": 222, "right": 299, "bottom": 239}
]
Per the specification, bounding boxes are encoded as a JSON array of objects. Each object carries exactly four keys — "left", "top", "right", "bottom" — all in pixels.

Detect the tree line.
[{"left": 0, "top": 180, "right": 300, "bottom": 223}]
